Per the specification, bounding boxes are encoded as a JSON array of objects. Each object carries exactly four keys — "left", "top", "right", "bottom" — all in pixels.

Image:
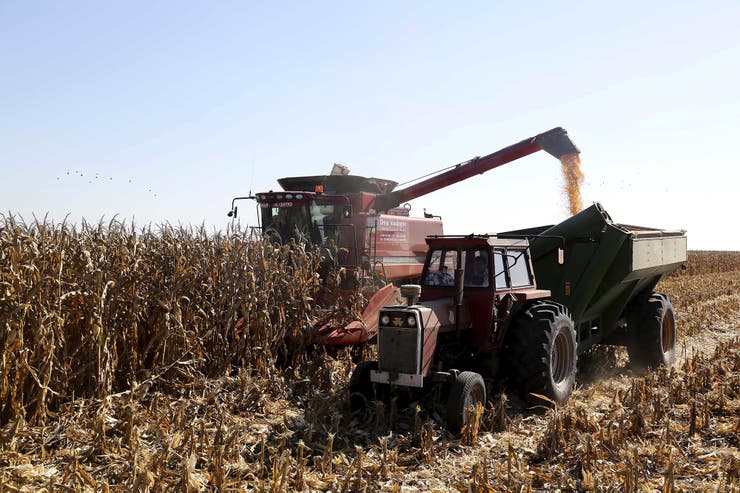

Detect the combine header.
[{"left": 229, "top": 127, "right": 579, "bottom": 347}]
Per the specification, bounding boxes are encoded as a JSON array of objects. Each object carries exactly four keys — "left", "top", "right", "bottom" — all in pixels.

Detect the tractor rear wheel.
[
  {"left": 446, "top": 371, "right": 486, "bottom": 433},
  {"left": 505, "top": 301, "right": 577, "bottom": 407},
  {"left": 626, "top": 292, "right": 676, "bottom": 372}
]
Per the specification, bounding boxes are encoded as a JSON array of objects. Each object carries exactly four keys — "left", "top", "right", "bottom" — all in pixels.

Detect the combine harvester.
[
  {"left": 350, "top": 203, "right": 687, "bottom": 431},
  {"left": 228, "top": 127, "right": 579, "bottom": 347}
]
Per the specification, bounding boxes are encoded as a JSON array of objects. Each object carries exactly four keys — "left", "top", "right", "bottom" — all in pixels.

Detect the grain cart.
[
  {"left": 228, "top": 128, "right": 579, "bottom": 347},
  {"left": 350, "top": 203, "right": 687, "bottom": 431}
]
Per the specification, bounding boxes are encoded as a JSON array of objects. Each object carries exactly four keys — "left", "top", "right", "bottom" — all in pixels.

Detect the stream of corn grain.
[{"left": 560, "top": 152, "right": 585, "bottom": 215}]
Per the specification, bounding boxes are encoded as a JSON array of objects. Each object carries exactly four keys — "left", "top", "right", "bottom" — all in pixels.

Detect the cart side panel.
[{"left": 629, "top": 236, "right": 688, "bottom": 276}]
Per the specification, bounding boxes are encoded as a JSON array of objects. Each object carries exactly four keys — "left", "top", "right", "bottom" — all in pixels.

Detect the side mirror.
[
  {"left": 228, "top": 206, "right": 238, "bottom": 218},
  {"left": 343, "top": 205, "right": 352, "bottom": 218}
]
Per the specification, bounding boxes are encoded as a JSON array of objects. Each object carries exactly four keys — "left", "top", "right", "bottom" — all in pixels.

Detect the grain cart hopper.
[
  {"left": 350, "top": 203, "right": 686, "bottom": 431},
  {"left": 228, "top": 128, "right": 579, "bottom": 347}
]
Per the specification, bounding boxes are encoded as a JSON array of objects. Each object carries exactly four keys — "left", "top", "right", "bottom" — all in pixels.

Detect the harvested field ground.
[{"left": 0, "top": 220, "right": 738, "bottom": 492}]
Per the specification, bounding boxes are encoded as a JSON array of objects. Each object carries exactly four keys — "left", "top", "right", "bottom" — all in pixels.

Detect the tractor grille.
[{"left": 378, "top": 326, "right": 421, "bottom": 375}]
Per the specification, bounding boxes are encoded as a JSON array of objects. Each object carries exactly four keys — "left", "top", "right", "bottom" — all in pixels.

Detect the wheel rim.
[
  {"left": 551, "top": 330, "right": 571, "bottom": 384},
  {"left": 661, "top": 313, "right": 674, "bottom": 354}
]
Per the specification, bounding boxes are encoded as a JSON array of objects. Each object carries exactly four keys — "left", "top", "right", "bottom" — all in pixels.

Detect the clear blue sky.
[{"left": 2, "top": 1, "right": 739, "bottom": 249}]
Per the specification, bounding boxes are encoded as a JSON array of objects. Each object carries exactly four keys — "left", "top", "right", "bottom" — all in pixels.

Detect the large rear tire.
[
  {"left": 505, "top": 301, "right": 577, "bottom": 407},
  {"left": 446, "top": 371, "right": 486, "bottom": 433},
  {"left": 626, "top": 292, "right": 676, "bottom": 372}
]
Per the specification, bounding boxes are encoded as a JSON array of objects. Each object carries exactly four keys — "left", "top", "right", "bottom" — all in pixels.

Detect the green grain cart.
[{"left": 350, "top": 203, "right": 687, "bottom": 430}]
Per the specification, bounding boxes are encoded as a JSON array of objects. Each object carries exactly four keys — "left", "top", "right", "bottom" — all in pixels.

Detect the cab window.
[
  {"left": 422, "top": 248, "right": 459, "bottom": 287},
  {"left": 493, "top": 249, "right": 508, "bottom": 289},
  {"left": 463, "top": 249, "right": 489, "bottom": 287},
  {"left": 423, "top": 248, "right": 492, "bottom": 288},
  {"left": 507, "top": 249, "right": 533, "bottom": 287}
]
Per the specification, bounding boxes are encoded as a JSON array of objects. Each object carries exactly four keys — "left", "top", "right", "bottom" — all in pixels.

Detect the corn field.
[{"left": 0, "top": 216, "right": 738, "bottom": 491}]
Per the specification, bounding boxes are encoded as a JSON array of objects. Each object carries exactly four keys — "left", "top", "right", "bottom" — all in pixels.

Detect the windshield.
[
  {"left": 261, "top": 200, "right": 342, "bottom": 243},
  {"left": 422, "top": 248, "right": 491, "bottom": 288}
]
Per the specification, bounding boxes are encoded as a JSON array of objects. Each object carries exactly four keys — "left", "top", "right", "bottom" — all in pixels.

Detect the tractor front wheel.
[
  {"left": 446, "top": 371, "right": 486, "bottom": 433},
  {"left": 505, "top": 301, "right": 577, "bottom": 407},
  {"left": 349, "top": 361, "right": 380, "bottom": 412},
  {"left": 626, "top": 292, "right": 676, "bottom": 372}
]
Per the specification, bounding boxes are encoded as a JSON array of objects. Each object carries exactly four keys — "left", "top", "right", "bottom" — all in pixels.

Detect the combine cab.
[
  {"left": 229, "top": 127, "right": 580, "bottom": 347},
  {"left": 254, "top": 174, "right": 441, "bottom": 288}
]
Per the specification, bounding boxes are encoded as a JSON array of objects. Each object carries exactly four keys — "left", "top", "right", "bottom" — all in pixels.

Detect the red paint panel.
[{"left": 421, "top": 322, "right": 439, "bottom": 376}]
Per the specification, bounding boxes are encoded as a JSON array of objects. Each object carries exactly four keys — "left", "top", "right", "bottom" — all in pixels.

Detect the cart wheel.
[
  {"left": 626, "top": 292, "right": 676, "bottom": 372},
  {"left": 505, "top": 300, "right": 577, "bottom": 407},
  {"left": 446, "top": 371, "right": 486, "bottom": 433},
  {"left": 349, "top": 361, "right": 379, "bottom": 412}
]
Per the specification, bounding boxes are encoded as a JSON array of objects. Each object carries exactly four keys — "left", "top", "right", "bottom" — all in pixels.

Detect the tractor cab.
[
  {"left": 417, "top": 235, "right": 551, "bottom": 350},
  {"left": 420, "top": 236, "right": 546, "bottom": 298}
]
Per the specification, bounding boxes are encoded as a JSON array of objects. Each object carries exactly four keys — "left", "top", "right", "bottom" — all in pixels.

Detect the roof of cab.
[{"left": 425, "top": 235, "right": 529, "bottom": 249}]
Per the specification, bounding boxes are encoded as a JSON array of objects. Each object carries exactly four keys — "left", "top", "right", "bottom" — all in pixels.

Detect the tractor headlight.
[{"left": 380, "top": 311, "right": 418, "bottom": 328}]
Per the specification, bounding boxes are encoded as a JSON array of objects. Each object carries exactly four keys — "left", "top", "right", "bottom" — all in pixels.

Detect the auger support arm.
[{"left": 372, "top": 127, "right": 579, "bottom": 212}]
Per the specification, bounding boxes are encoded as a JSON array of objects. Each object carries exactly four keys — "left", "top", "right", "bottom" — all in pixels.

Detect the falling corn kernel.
[{"left": 560, "top": 152, "right": 584, "bottom": 216}]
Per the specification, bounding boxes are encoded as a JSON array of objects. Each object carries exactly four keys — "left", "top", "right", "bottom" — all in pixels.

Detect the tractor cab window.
[
  {"left": 423, "top": 248, "right": 457, "bottom": 287},
  {"left": 464, "top": 250, "right": 489, "bottom": 287},
  {"left": 493, "top": 249, "right": 508, "bottom": 289},
  {"left": 507, "top": 249, "right": 533, "bottom": 287},
  {"left": 422, "top": 247, "right": 491, "bottom": 288}
]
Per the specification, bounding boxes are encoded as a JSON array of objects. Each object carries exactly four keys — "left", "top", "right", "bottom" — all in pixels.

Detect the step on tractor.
[
  {"left": 228, "top": 128, "right": 579, "bottom": 347},
  {"left": 350, "top": 203, "right": 687, "bottom": 431}
]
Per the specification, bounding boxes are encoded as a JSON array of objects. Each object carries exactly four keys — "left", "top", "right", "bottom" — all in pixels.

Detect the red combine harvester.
[{"left": 228, "top": 127, "right": 579, "bottom": 347}]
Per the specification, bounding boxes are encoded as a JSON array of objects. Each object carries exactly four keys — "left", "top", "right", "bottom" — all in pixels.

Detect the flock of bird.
[{"left": 56, "top": 171, "right": 158, "bottom": 197}]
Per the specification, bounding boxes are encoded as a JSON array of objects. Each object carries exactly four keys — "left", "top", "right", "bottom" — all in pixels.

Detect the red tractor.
[{"left": 228, "top": 128, "right": 579, "bottom": 347}]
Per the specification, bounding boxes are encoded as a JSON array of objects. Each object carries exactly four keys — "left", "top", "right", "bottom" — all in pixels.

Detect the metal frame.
[{"left": 370, "top": 370, "right": 424, "bottom": 388}]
